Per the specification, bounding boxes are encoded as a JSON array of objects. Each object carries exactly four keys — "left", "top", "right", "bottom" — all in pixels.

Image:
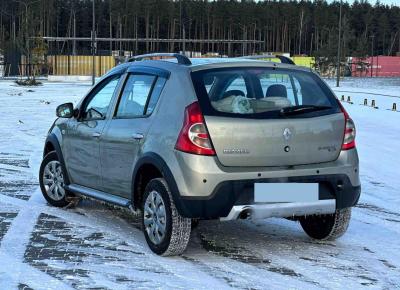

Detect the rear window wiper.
[{"left": 280, "top": 105, "right": 332, "bottom": 116}]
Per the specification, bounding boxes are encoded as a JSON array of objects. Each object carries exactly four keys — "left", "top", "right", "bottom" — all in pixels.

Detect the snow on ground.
[{"left": 0, "top": 77, "right": 399, "bottom": 289}]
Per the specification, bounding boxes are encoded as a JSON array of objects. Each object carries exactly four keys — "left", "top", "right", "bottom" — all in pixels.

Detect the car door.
[
  {"left": 100, "top": 71, "right": 167, "bottom": 198},
  {"left": 64, "top": 74, "right": 122, "bottom": 189}
]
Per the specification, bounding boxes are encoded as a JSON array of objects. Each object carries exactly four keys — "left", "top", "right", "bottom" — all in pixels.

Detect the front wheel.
[
  {"left": 300, "top": 208, "right": 351, "bottom": 241},
  {"left": 142, "top": 178, "right": 191, "bottom": 256},
  {"left": 39, "top": 151, "right": 70, "bottom": 207}
]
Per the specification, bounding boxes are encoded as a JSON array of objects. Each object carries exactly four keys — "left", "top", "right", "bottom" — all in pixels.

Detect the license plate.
[{"left": 254, "top": 183, "right": 319, "bottom": 203}]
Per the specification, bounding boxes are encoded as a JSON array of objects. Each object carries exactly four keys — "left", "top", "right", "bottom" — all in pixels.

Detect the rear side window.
[
  {"left": 115, "top": 74, "right": 165, "bottom": 118},
  {"left": 146, "top": 77, "right": 167, "bottom": 115},
  {"left": 192, "top": 67, "right": 339, "bottom": 118},
  {"left": 116, "top": 74, "right": 155, "bottom": 118},
  {"left": 224, "top": 75, "right": 248, "bottom": 97},
  {"left": 259, "top": 74, "right": 295, "bottom": 103}
]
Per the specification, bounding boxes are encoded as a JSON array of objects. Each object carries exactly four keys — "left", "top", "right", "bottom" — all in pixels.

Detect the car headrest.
[
  {"left": 223, "top": 90, "right": 245, "bottom": 98},
  {"left": 265, "top": 84, "right": 287, "bottom": 98}
]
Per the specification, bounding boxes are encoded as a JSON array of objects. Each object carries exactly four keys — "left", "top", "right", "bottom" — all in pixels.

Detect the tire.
[
  {"left": 39, "top": 151, "right": 71, "bottom": 207},
  {"left": 300, "top": 208, "right": 352, "bottom": 241},
  {"left": 142, "top": 178, "right": 191, "bottom": 256}
]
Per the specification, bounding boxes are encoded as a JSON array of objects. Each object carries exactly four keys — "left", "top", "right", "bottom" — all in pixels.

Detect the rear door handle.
[
  {"left": 92, "top": 132, "right": 102, "bottom": 138},
  {"left": 132, "top": 133, "right": 144, "bottom": 140}
]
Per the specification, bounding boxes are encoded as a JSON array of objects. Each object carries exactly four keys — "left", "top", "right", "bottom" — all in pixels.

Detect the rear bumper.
[
  {"left": 173, "top": 148, "right": 360, "bottom": 199},
  {"left": 175, "top": 174, "right": 361, "bottom": 219}
]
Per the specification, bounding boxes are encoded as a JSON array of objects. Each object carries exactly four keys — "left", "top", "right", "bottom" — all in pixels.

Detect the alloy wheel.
[
  {"left": 144, "top": 190, "right": 167, "bottom": 245},
  {"left": 42, "top": 160, "right": 66, "bottom": 201}
]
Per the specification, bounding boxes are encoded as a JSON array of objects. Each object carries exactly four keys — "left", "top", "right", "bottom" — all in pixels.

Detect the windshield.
[{"left": 191, "top": 67, "right": 340, "bottom": 118}]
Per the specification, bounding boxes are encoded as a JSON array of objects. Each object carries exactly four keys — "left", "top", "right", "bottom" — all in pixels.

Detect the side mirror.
[{"left": 56, "top": 103, "right": 74, "bottom": 118}]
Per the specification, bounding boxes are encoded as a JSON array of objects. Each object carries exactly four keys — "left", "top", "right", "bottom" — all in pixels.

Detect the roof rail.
[
  {"left": 127, "top": 53, "right": 192, "bottom": 65},
  {"left": 238, "top": 54, "right": 295, "bottom": 65}
]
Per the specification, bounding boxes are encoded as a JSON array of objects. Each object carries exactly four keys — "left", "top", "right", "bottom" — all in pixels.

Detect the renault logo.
[{"left": 283, "top": 128, "right": 292, "bottom": 141}]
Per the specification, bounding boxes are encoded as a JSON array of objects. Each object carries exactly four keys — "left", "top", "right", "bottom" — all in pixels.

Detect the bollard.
[
  {"left": 347, "top": 96, "right": 351, "bottom": 103},
  {"left": 363, "top": 99, "right": 368, "bottom": 106},
  {"left": 393, "top": 103, "right": 397, "bottom": 111},
  {"left": 341, "top": 95, "right": 345, "bottom": 101}
]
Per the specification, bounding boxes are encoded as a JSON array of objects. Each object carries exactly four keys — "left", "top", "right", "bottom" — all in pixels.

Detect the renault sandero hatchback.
[{"left": 39, "top": 53, "right": 360, "bottom": 256}]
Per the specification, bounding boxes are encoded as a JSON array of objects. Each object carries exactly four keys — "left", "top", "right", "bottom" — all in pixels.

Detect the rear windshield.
[{"left": 191, "top": 67, "right": 340, "bottom": 118}]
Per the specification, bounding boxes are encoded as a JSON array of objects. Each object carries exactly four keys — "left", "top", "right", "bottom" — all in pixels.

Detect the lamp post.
[
  {"left": 0, "top": 9, "right": 16, "bottom": 42},
  {"left": 238, "top": 23, "right": 247, "bottom": 56},
  {"left": 13, "top": 0, "right": 40, "bottom": 77},
  {"left": 91, "top": 0, "right": 96, "bottom": 86},
  {"left": 370, "top": 35, "right": 375, "bottom": 78},
  {"left": 179, "top": 1, "right": 191, "bottom": 55},
  {"left": 14, "top": 1, "right": 29, "bottom": 69},
  {"left": 336, "top": 0, "right": 342, "bottom": 87}
]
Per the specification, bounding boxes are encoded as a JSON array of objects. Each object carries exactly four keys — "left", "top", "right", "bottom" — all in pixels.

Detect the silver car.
[{"left": 39, "top": 53, "right": 360, "bottom": 256}]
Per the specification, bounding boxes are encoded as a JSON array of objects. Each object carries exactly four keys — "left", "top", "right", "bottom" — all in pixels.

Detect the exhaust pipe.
[{"left": 238, "top": 209, "right": 251, "bottom": 219}]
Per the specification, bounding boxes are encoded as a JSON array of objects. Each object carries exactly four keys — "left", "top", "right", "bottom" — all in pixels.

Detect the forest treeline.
[{"left": 1, "top": 0, "right": 400, "bottom": 58}]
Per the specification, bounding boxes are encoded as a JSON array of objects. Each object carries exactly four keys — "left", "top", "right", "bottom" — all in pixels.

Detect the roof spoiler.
[
  {"left": 237, "top": 54, "right": 295, "bottom": 65},
  {"left": 127, "top": 53, "right": 192, "bottom": 65}
]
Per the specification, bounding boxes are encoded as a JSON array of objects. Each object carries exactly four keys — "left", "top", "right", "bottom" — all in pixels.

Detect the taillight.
[
  {"left": 338, "top": 101, "right": 356, "bottom": 150},
  {"left": 175, "top": 102, "right": 216, "bottom": 156}
]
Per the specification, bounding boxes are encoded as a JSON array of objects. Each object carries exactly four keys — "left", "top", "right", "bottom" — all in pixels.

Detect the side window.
[
  {"left": 204, "top": 76, "right": 216, "bottom": 93},
  {"left": 260, "top": 73, "right": 294, "bottom": 104},
  {"left": 224, "top": 75, "right": 247, "bottom": 97},
  {"left": 116, "top": 74, "right": 156, "bottom": 118},
  {"left": 84, "top": 75, "right": 120, "bottom": 120},
  {"left": 146, "top": 77, "right": 166, "bottom": 115},
  {"left": 292, "top": 78, "right": 303, "bottom": 105}
]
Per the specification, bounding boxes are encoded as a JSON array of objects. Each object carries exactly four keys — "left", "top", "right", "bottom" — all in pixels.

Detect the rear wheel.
[
  {"left": 142, "top": 178, "right": 191, "bottom": 256},
  {"left": 39, "top": 151, "right": 70, "bottom": 207},
  {"left": 300, "top": 208, "right": 351, "bottom": 240}
]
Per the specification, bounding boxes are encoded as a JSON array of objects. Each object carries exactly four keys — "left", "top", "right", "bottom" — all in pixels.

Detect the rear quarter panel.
[{"left": 139, "top": 68, "right": 197, "bottom": 182}]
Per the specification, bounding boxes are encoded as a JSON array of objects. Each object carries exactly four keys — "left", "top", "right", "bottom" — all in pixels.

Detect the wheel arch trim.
[{"left": 131, "top": 152, "right": 186, "bottom": 215}]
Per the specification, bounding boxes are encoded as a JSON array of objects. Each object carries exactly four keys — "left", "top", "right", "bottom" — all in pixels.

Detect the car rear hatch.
[
  {"left": 191, "top": 66, "right": 344, "bottom": 167},
  {"left": 204, "top": 114, "right": 344, "bottom": 167}
]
